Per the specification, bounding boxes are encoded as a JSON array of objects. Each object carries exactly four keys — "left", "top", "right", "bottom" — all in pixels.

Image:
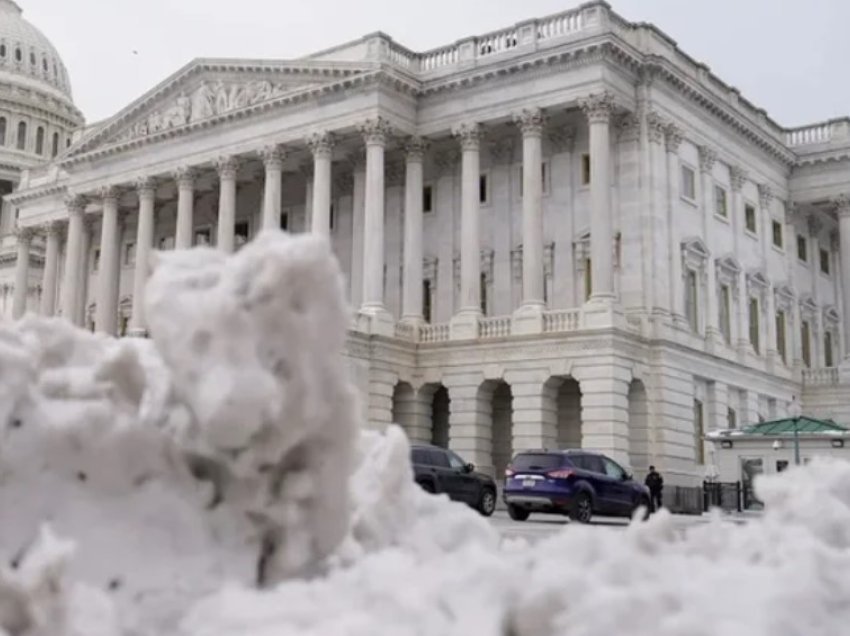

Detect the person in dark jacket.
[{"left": 645, "top": 466, "right": 664, "bottom": 512}]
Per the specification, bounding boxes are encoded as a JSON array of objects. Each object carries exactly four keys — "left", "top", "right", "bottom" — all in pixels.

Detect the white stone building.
[
  {"left": 6, "top": 2, "right": 850, "bottom": 485},
  {"left": 0, "top": 0, "right": 84, "bottom": 318}
]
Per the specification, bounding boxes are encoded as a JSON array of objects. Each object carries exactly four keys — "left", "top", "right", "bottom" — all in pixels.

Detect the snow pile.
[{"left": 2, "top": 230, "right": 850, "bottom": 636}]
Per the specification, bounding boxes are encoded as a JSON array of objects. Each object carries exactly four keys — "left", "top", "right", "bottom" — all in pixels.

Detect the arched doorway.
[
  {"left": 391, "top": 381, "right": 416, "bottom": 437},
  {"left": 476, "top": 380, "right": 513, "bottom": 478},
  {"left": 544, "top": 376, "right": 582, "bottom": 449},
  {"left": 431, "top": 385, "right": 450, "bottom": 448},
  {"left": 391, "top": 381, "right": 451, "bottom": 446},
  {"left": 628, "top": 379, "right": 650, "bottom": 475}
]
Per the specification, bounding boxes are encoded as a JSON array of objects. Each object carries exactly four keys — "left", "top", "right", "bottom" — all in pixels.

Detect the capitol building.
[{"left": 3, "top": 0, "right": 850, "bottom": 486}]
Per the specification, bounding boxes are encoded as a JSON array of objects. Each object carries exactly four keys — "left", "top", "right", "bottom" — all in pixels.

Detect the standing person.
[{"left": 645, "top": 465, "right": 664, "bottom": 512}]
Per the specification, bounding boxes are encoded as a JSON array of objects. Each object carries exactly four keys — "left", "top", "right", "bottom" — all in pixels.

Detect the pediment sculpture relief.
[{"left": 114, "top": 79, "right": 309, "bottom": 143}]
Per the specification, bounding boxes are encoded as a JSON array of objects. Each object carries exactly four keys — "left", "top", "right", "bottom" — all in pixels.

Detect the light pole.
[{"left": 789, "top": 396, "right": 802, "bottom": 466}]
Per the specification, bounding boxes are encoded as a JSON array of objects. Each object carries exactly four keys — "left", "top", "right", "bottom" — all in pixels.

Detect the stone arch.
[
  {"left": 391, "top": 380, "right": 417, "bottom": 438},
  {"left": 627, "top": 378, "right": 650, "bottom": 474},
  {"left": 475, "top": 379, "right": 513, "bottom": 478},
  {"left": 544, "top": 376, "right": 582, "bottom": 449},
  {"left": 428, "top": 384, "right": 451, "bottom": 448}
]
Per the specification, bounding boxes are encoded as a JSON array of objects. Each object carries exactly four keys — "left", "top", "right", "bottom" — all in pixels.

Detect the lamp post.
[{"left": 789, "top": 396, "right": 802, "bottom": 466}]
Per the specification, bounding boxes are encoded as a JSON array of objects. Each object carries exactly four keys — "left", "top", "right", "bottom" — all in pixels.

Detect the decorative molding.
[
  {"left": 511, "top": 244, "right": 523, "bottom": 281},
  {"left": 480, "top": 248, "right": 495, "bottom": 282},
  {"left": 645, "top": 111, "right": 666, "bottom": 144},
  {"left": 359, "top": 117, "right": 393, "bottom": 147},
  {"left": 100, "top": 185, "right": 120, "bottom": 203},
  {"left": 573, "top": 231, "right": 591, "bottom": 269},
  {"left": 681, "top": 236, "right": 710, "bottom": 272},
  {"left": 774, "top": 284, "right": 795, "bottom": 313},
  {"left": 698, "top": 146, "right": 717, "bottom": 174},
  {"left": 664, "top": 123, "right": 683, "bottom": 153},
  {"left": 216, "top": 156, "right": 240, "bottom": 180},
  {"left": 823, "top": 306, "right": 840, "bottom": 326},
  {"left": 544, "top": 241, "right": 555, "bottom": 277},
  {"left": 173, "top": 166, "right": 196, "bottom": 189},
  {"left": 12, "top": 225, "right": 35, "bottom": 242},
  {"left": 799, "top": 295, "right": 818, "bottom": 320},
  {"left": 452, "top": 122, "right": 483, "bottom": 151},
  {"left": 715, "top": 254, "right": 742, "bottom": 291},
  {"left": 832, "top": 194, "right": 850, "bottom": 218},
  {"left": 729, "top": 166, "right": 747, "bottom": 192},
  {"left": 757, "top": 183, "right": 773, "bottom": 209},
  {"left": 135, "top": 177, "right": 156, "bottom": 198},
  {"left": 404, "top": 136, "right": 429, "bottom": 162},
  {"left": 615, "top": 112, "right": 639, "bottom": 143},
  {"left": 745, "top": 269, "right": 770, "bottom": 298},
  {"left": 260, "top": 145, "right": 286, "bottom": 170},
  {"left": 307, "top": 131, "right": 335, "bottom": 158},
  {"left": 579, "top": 91, "right": 616, "bottom": 124},
  {"left": 513, "top": 108, "right": 546, "bottom": 136}
]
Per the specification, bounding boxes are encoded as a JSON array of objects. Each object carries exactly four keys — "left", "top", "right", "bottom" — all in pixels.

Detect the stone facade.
[{"left": 7, "top": 2, "right": 850, "bottom": 485}]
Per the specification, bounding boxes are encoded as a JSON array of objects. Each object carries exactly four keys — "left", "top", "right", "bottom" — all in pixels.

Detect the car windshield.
[
  {"left": 446, "top": 451, "right": 467, "bottom": 470},
  {"left": 511, "top": 453, "right": 563, "bottom": 471}
]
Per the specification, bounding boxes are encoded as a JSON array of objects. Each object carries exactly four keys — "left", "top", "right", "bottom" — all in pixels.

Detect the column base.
[
  {"left": 582, "top": 295, "right": 624, "bottom": 330},
  {"left": 450, "top": 309, "right": 481, "bottom": 341},
  {"left": 356, "top": 304, "right": 395, "bottom": 337},
  {"left": 511, "top": 302, "right": 545, "bottom": 335}
]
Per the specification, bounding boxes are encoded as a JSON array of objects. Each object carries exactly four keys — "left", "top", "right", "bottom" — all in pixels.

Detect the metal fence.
[{"left": 660, "top": 482, "right": 744, "bottom": 515}]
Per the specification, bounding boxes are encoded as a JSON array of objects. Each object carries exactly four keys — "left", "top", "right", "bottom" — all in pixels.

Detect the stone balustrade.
[
  {"left": 478, "top": 316, "right": 511, "bottom": 339},
  {"left": 786, "top": 123, "right": 831, "bottom": 147},
  {"left": 802, "top": 367, "right": 839, "bottom": 386},
  {"left": 542, "top": 308, "right": 582, "bottom": 333}
]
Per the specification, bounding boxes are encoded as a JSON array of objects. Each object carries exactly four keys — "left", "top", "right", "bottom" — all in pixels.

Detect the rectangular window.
[
  {"left": 719, "top": 284, "right": 731, "bottom": 344},
  {"left": 745, "top": 204, "right": 757, "bottom": 234},
  {"left": 581, "top": 154, "right": 591, "bottom": 185},
  {"left": 422, "top": 279, "right": 432, "bottom": 323},
  {"left": 124, "top": 242, "right": 136, "bottom": 267},
  {"left": 693, "top": 399, "right": 705, "bottom": 465},
  {"left": 820, "top": 248, "right": 830, "bottom": 275},
  {"left": 584, "top": 258, "right": 592, "bottom": 301},
  {"left": 825, "top": 331, "right": 834, "bottom": 368},
  {"left": 802, "top": 320, "right": 811, "bottom": 368},
  {"left": 748, "top": 297, "right": 760, "bottom": 353},
  {"left": 772, "top": 221, "right": 783, "bottom": 248},
  {"left": 480, "top": 272, "right": 488, "bottom": 315},
  {"left": 797, "top": 234, "right": 808, "bottom": 262},
  {"left": 714, "top": 186, "right": 728, "bottom": 218},
  {"left": 681, "top": 165, "right": 696, "bottom": 200},
  {"left": 776, "top": 310, "right": 787, "bottom": 364},
  {"left": 479, "top": 174, "right": 488, "bottom": 204},
  {"left": 423, "top": 185, "right": 433, "bottom": 213},
  {"left": 685, "top": 269, "right": 698, "bottom": 332}
]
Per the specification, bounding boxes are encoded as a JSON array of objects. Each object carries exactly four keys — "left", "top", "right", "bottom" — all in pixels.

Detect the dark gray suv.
[{"left": 410, "top": 444, "right": 497, "bottom": 516}]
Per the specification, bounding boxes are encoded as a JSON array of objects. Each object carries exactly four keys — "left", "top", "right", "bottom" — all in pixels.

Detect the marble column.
[
  {"left": 76, "top": 217, "right": 93, "bottom": 326},
  {"left": 173, "top": 167, "right": 195, "bottom": 250},
  {"left": 836, "top": 196, "right": 850, "bottom": 359},
  {"left": 730, "top": 166, "right": 749, "bottom": 354},
  {"left": 699, "top": 146, "right": 720, "bottom": 346},
  {"left": 129, "top": 178, "right": 156, "bottom": 337},
  {"left": 349, "top": 150, "right": 366, "bottom": 309},
  {"left": 401, "top": 136, "right": 428, "bottom": 325},
  {"left": 216, "top": 157, "right": 238, "bottom": 253},
  {"left": 358, "top": 117, "right": 394, "bottom": 334},
  {"left": 60, "top": 195, "right": 86, "bottom": 324},
  {"left": 39, "top": 221, "right": 61, "bottom": 316},
  {"left": 261, "top": 145, "right": 284, "bottom": 231},
  {"left": 450, "top": 122, "right": 483, "bottom": 339},
  {"left": 664, "top": 124, "right": 684, "bottom": 323},
  {"left": 759, "top": 184, "right": 778, "bottom": 365},
  {"left": 513, "top": 108, "right": 546, "bottom": 333},
  {"left": 307, "top": 132, "right": 334, "bottom": 237},
  {"left": 11, "top": 225, "right": 33, "bottom": 319},
  {"left": 95, "top": 187, "right": 120, "bottom": 335},
  {"left": 580, "top": 92, "right": 616, "bottom": 303},
  {"left": 809, "top": 215, "right": 824, "bottom": 365}
]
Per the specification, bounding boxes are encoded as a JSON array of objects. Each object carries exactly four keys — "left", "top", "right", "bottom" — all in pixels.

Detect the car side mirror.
[
  {"left": 464, "top": 463, "right": 475, "bottom": 474},
  {"left": 622, "top": 473, "right": 632, "bottom": 481}
]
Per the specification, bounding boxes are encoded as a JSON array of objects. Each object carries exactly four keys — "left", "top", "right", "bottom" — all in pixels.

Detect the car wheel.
[
  {"left": 507, "top": 504, "right": 530, "bottom": 521},
  {"left": 634, "top": 496, "right": 651, "bottom": 521},
  {"left": 477, "top": 488, "right": 496, "bottom": 517},
  {"left": 570, "top": 492, "right": 593, "bottom": 524},
  {"left": 418, "top": 480, "right": 435, "bottom": 494}
]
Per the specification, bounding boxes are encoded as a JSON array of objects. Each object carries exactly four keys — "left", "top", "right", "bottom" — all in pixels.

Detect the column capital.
[
  {"left": 698, "top": 145, "right": 717, "bottom": 173},
  {"left": 832, "top": 194, "right": 850, "bottom": 218},
  {"left": 664, "top": 123, "right": 682, "bottom": 153},
  {"left": 645, "top": 110, "right": 666, "bottom": 144},
  {"left": 403, "top": 135, "right": 429, "bottom": 162},
  {"left": 13, "top": 224, "right": 35, "bottom": 242},
  {"left": 757, "top": 183, "right": 773, "bottom": 209},
  {"left": 513, "top": 108, "right": 547, "bottom": 136},
  {"left": 614, "top": 112, "right": 640, "bottom": 143},
  {"left": 64, "top": 194, "right": 87, "bottom": 214},
  {"left": 216, "top": 156, "right": 240, "bottom": 180},
  {"left": 173, "top": 166, "right": 196, "bottom": 189},
  {"left": 260, "top": 144, "right": 286, "bottom": 170},
  {"left": 307, "top": 131, "right": 335, "bottom": 158},
  {"left": 579, "top": 91, "right": 616, "bottom": 124},
  {"left": 39, "top": 220, "right": 63, "bottom": 238},
  {"left": 99, "top": 185, "right": 120, "bottom": 204},
  {"left": 135, "top": 177, "right": 156, "bottom": 199},
  {"left": 452, "top": 122, "right": 483, "bottom": 151},
  {"left": 730, "top": 166, "right": 748, "bottom": 192},
  {"left": 548, "top": 126, "right": 576, "bottom": 152},
  {"left": 358, "top": 117, "right": 393, "bottom": 147}
]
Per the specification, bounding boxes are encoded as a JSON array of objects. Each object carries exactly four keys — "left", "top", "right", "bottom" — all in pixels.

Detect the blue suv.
[{"left": 503, "top": 450, "right": 651, "bottom": 523}]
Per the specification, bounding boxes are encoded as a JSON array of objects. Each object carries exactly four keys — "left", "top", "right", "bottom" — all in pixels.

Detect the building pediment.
[{"left": 66, "top": 59, "right": 375, "bottom": 160}]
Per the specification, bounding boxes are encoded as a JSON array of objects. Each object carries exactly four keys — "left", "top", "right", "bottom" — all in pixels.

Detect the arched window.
[
  {"left": 29, "top": 51, "right": 35, "bottom": 65},
  {"left": 0, "top": 118, "right": 6, "bottom": 146},
  {"left": 17, "top": 121, "right": 26, "bottom": 150},
  {"left": 0, "top": 44, "right": 6, "bottom": 57},
  {"left": 51, "top": 131, "right": 59, "bottom": 157},
  {"left": 35, "top": 126, "right": 44, "bottom": 155},
  {"left": 14, "top": 48, "right": 21, "bottom": 62}
]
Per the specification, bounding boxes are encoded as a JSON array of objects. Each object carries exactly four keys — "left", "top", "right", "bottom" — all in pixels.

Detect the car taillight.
[
  {"left": 505, "top": 467, "right": 515, "bottom": 477},
  {"left": 547, "top": 469, "right": 575, "bottom": 479}
]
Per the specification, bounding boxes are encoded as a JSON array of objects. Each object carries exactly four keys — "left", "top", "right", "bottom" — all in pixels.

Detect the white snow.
[{"left": 1, "top": 230, "right": 850, "bottom": 636}]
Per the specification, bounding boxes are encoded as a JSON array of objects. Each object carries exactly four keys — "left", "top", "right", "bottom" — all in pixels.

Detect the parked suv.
[
  {"left": 503, "top": 450, "right": 650, "bottom": 523},
  {"left": 410, "top": 444, "right": 498, "bottom": 516}
]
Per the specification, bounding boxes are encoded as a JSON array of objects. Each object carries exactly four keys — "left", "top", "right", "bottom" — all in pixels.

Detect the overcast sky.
[{"left": 21, "top": 0, "right": 849, "bottom": 126}]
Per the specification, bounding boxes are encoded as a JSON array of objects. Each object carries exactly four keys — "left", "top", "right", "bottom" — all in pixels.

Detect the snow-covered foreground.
[{"left": 1, "top": 231, "right": 849, "bottom": 636}]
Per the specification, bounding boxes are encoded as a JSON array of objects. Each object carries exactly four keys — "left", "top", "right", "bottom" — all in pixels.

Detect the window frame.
[
  {"left": 797, "top": 234, "right": 808, "bottom": 263},
  {"left": 714, "top": 185, "right": 728, "bottom": 219},
  {"left": 748, "top": 297, "right": 760, "bottom": 354},
  {"left": 825, "top": 331, "right": 834, "bottom": 368},
  {"left": 776, "top": 310, "right": 787, "bottom": 364},
  {"left": 801, "top": 320, "right": 812, "bottom": 368},
  {"left": 744, "top": 203, "right": 758, "bottom": 235},
  {"left": 685, "top": 268, "right": 699, "bottom": 332},
  {"left": 680, "top": 164, "right": 697, "bottom": 202},
  {"left": 422, "top": 184, "right": 433, "bottom": 213},
  {"left": 772, "top": 220, "right": 783, "bottom": 249},
  {"left": 819, "top": 248, "right": 830, "bottom": 275},
  {"left": 580, "top": 153, "right": 591, "bottom": 186},
  {"left": 719, "top": 283, "right": 732, "bottom": 344},
  {"left": 478, "top": 172, "right": 490, "bottom": 205}
]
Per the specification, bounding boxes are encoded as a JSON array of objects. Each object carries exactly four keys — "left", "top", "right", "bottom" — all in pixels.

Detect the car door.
[
  {"left": 600, "top": 457, "right": 635, "bottom": 515},
  {"left": 428, "top": 449, "right": 465, "bottom": 500},
  {"left": 445, "top": 449, "right": 480, "bottom": 503},
  {"left": 580, "top": 454, "right": 615, "bottom": 513}
]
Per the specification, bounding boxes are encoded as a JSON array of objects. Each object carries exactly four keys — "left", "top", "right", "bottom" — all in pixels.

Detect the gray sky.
[{"left": 23, "top": 0, "right": 849, "bottom": 127}]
